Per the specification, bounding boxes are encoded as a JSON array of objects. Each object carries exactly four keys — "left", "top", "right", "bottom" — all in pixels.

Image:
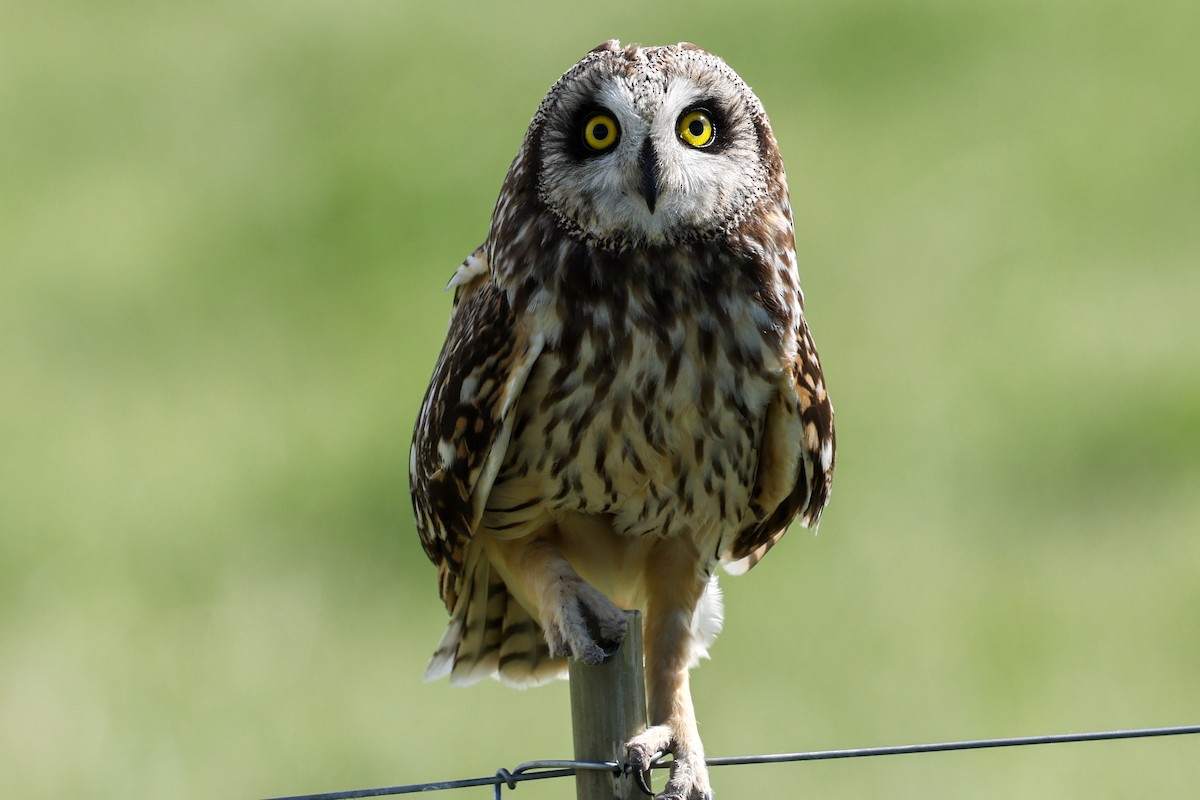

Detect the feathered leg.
[
  {"left": 482, "top": 531, "right": 628, "bottom": 665},
  {"left": 625, "top": 537, "right": 713, "bottom": 800}
]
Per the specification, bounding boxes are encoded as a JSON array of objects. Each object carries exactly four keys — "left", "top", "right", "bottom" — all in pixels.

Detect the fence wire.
[{"left": 259, "top": 723, "right": 1200, "bottom": 800}]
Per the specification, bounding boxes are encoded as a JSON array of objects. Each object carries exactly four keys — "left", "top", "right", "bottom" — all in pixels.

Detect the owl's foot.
[
  {"left": 624, "top": 725, "right": 712, "bottom": 800},
  {"left": 543, "top": 578, "right": 627, "bottom": 665}
]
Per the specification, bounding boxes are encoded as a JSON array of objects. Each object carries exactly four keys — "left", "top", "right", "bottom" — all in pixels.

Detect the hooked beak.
[{"left": 638, "top": 139, "right": 659, "bottom": 214}]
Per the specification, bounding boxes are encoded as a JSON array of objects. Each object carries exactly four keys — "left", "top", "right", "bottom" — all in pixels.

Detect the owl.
[{"left": 410, "top": 40, "right": 834, "bottom": 799}]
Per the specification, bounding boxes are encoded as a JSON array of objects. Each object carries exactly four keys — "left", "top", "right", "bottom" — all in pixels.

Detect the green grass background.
[{"left": 3, "top": 1, "right": 1198, "bottom": 798}]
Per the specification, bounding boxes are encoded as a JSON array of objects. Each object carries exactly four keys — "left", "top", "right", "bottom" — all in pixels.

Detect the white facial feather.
[{"left": 534, "top": 49, "right": 771, "bottom": 247}]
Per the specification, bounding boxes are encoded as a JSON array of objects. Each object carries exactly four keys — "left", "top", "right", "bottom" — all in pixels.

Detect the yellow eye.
[
  {"left": 678, "top": 110, "right": 715, "bottom": 148},
  {"left": 582, "top": 113, "right": 619, "bottom": 151}
]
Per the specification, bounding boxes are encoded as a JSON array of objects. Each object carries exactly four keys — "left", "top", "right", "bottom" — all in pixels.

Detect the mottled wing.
[
  {"left": 724, "top": 317, "right": 835, "bottom": 574},
  {"left": 410, "top": 247, "right": 544, "bottom": 609}
]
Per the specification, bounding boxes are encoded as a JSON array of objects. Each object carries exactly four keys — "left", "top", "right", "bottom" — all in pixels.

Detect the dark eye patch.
[
  {"left": 569, "top": 104, "right": 619, "bottom": 159},
  {"left": 680, "top": 99, "right": 731, "bottom": 152}
]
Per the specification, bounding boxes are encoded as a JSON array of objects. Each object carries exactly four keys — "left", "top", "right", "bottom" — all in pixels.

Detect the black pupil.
[
  {"left": 689, "top": 118, "right": 706, "bottom": 137},
  {"left": 592, "top": 122, "right": 609, "bottom": 141}
]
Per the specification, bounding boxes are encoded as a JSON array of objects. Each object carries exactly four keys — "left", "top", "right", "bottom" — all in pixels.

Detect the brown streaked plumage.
[{"left": 410, "top": 40, "right": 835, "bottom": 799}]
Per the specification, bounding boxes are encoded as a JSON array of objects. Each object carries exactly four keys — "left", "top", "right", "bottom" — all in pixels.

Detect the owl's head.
[{"left": 521, "top": 40, "right": 786, "bottom": 249}]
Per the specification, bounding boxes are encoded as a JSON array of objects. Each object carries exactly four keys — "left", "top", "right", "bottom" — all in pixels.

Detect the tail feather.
[
  {"left": 497, "top": 595, "right": 564, "bottom": 685},
  {"left": 425, "top": 550, "right": 566, "bottom": 687},
  {"left": 448, "top": 555, "right": 504, "bottom": 684},
  {"left": 422, "top": 616, "right": 461, "bottom": 682}
]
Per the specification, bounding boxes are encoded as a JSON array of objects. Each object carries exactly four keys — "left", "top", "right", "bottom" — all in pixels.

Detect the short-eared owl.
[{"left": 410, "top": 40, "right": 834, "bottom": 799}]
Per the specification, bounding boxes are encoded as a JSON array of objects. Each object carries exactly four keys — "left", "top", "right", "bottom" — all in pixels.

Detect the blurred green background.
[{"left": 3, "top": 1, "right": 1198, "bottom": 798}]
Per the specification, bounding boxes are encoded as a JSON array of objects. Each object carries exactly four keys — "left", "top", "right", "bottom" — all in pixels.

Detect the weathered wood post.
[{"left": 569, "top": 610, "right": 647, "bottom": 800}]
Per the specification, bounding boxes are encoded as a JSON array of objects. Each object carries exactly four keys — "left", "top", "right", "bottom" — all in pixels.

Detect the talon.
[
  {"left": 629, "top": 763, "right": 654, "bottom": 796},
  {"left": 598, "top": 637, "right": 622, "bottom": 661}
]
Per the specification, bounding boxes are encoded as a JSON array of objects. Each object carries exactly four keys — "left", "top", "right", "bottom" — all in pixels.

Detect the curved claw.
[
  {"left": 624, "top": 748, "right": 666, "bottom": 797},
  {"left": 628, "top": 763, "right": 654, "bottom": 797},
  {"left": 598, "top": 637, "right": 622, "bottom": 663}
]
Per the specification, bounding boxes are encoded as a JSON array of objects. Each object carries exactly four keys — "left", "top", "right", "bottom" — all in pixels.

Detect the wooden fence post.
[{"left": 569, "top": 610, "right": 647, "bottom": 800}]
